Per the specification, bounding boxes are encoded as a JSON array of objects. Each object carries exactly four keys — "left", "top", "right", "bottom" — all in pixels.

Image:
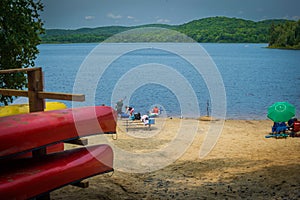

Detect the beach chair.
[
  {"left": 271, "top": 122, "right": 287, "bottom": 134},
  {"left": 266, "top": 122, "right": 289, "bottom": 139},
  {"left": 120, "top": 112, "right": 130, "bottom": 119},
  {"left": 123, "top": 114, "right": 155, "bottom": 132}
]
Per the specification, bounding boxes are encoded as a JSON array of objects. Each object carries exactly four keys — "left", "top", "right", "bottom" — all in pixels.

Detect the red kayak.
[
  {"left": 0, "top": 106, "right": 117, "bottom": 158},
  {"left": 0, "top": 144, "right": 113, "bottom": 200}
]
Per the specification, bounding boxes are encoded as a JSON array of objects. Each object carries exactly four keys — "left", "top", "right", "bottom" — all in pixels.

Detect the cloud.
[
  {"left": 127, "top": 16, "right": 135, "bottom": 20},
  {"left": 85, "top": 16, "right": 95, "bottom": 20},
  {"left": 107, "top": 13, "right": 122, "bottom": 19},
  {"left": 156, "top": 18, "right": 170, "bottom": 24}
]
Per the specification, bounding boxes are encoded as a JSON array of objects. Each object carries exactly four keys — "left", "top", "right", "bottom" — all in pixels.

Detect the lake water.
[{"left": 34, "top": 43, "right": 300, "bottom": 120}]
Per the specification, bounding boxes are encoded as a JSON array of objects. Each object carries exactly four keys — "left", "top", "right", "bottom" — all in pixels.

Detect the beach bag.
[{"left": 134, "top": 113, "right": 141, "bottom": 120}]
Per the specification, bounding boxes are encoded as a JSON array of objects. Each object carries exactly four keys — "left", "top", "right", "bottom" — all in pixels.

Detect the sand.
[{"left": 52, "top": 118, "right": 300, "bottom": 200}]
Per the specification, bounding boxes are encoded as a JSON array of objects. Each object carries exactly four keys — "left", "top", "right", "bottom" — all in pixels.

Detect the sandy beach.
[{"left": 52, "top": 118, "right": 300, "bottom": 200}]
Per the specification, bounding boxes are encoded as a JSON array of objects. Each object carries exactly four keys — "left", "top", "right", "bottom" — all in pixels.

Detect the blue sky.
[{"left": 40, "top": 0, "right": 300, "bottom": 29}]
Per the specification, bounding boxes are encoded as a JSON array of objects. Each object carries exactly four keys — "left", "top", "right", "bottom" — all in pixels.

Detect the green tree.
[
  {"left": 268, "top": 20, "right": 300, "bottom": 49},
  {"left": 268, "top": 23, "right": 278, "bottom": 46},
  {"left": 0, "top": 0, "right": 44, "bottom": 105}
]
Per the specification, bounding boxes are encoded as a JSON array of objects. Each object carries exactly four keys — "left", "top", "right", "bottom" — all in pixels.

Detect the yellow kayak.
[{"left": 0, "top": 102, "right": 67, "bottom": 117}]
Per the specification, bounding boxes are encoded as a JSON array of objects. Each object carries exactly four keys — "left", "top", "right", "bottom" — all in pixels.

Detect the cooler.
[
  {"left": 293, "top": 121, "right": 300, "bottom": 132},
  {"left": 148, "top": 118, "right": 155, "bottom": 125}
]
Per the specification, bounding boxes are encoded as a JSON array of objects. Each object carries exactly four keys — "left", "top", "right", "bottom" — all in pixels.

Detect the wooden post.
[
  {"left": 27, "top": 68, "right": 45, "bottom": 112},
  {"left": 27, "top": 68, "right": 47, "bottom": 157}
]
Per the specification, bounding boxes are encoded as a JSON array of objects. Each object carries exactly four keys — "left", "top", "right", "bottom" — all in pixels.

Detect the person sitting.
[
  {"left": 288, "top": 118, "right": 298, "bottom": 137},
  {"left": 125, "top": 106, "right": 135, "bottom": 120},
  {"left": 287, "top": 118, "right": 297, "bottom": 130},
  {"left": 272, "top": 122, "right": 279, "bottom": 133},
  {"left": 272, "top": 122, "right": 287, "bottom": 134},
  {"left": 149, "top": 106, "right": 160, "bottom": 117},
  {"left": 141, "top": 114, "right": 149, "bottom": 125}
]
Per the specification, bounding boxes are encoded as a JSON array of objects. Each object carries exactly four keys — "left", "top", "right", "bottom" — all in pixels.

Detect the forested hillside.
[
  {"left": 177, "top": 17, "right": 287, "bottom": 43},
  {"left": 41, "top": 16, "right": 290, "bottom": 44},
  {"left": 268, "top": 20, "right": 300, "bottom": 49}
]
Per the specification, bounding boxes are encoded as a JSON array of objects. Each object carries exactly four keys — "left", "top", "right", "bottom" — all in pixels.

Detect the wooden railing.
[{"left": 0, "top": 67, "right": 85, "bottom": 112}]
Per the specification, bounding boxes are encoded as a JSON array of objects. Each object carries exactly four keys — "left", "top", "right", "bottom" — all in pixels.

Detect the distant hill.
[
  {"left": 177, "top": 17, "right": 289, "bottom": 43},
  {"left": 41, "top": 16, "right": 291, "bottom": 44}
]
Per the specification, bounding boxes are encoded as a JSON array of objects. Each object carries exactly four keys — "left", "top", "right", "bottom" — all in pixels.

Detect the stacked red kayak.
[{"left": 0, "top": 106, "right": 116, "bottom": 199}]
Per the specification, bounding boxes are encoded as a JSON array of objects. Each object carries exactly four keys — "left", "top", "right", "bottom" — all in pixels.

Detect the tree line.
[
  {"left": 41, "top": 17, "right": 291, "bottom": 44},
  {"left": 268, "top": 20, "right": 300, "bottom": 49}
]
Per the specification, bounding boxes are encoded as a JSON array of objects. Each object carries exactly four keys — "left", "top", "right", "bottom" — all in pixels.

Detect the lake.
[{"left": 34, "top": 43, "right": 300, "bottom": 120}]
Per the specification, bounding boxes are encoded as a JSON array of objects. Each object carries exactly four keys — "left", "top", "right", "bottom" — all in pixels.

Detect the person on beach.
[
  {"left": 152, "top": 106, "right": 159, "bottom": 114},
  {"left": 288, "top": 118, "right": 297, "bottom": 130},
  {"left": 125, "top": 106, "right": 135, "bottom": 116},
  {"left": 141, "top": 114, "right": 149, "bottom": 125},
  {"left": 115, "top": 98, "right": 124, "bottom": 115},
  {"left": 149, "top": 106, "right": 160, "bottom": 117}
]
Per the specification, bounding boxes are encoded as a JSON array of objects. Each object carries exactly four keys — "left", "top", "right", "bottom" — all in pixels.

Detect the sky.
[{"left": 40, "top": 0, "right": 300, "bottom": 29}]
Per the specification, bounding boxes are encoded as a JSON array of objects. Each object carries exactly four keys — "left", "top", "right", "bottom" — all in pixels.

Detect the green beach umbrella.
[{"left": 267, "top": 102, "right": 296, "bottom": 122}]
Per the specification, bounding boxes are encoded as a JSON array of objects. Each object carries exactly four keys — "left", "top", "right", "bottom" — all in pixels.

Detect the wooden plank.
[
  {"left": 38, "top": 91, "right": 85, "bottom": 102},
  {"left": 0, "top": 67, "right": 41, "bottom": 74},
  {"left": 123, "top": 120, "right": 151, "bottom": 132},
  {"left": 27, "top": 69, "right": 45, "bottom": 158},
  {"left": 65, "top": 138, "right": 88, "bottom": 146},
  {"left": 0, "top": 89, "right": 28, "bottom": 97},
  {"left": 0, "top": 90, "right": 85, "bottom": 102},
  {"left": 28, "top": 68, "right": 45, "bottom": 113},
  {"left": 0, "top": 88, "right": 85, "bottom": 102}
]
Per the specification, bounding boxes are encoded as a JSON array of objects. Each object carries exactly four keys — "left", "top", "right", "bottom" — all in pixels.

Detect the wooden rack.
[{"left": 0, "top": 67, "right": 90, "bottom": 199}]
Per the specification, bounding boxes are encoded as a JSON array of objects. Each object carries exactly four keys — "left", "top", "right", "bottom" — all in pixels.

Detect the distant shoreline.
[
  {"left": 40, "top": 16, "right": 293, "bottom": 44},
  {"left": 39, "top": 41, "right": 299, "bottom": 51},
  {"left": 266, "top": 45, "right": 300, "bottom": 50}
]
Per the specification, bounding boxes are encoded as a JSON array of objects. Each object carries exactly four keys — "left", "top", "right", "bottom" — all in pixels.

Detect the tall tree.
[
  {"left": 0, "top": 0, "right": 44, "bottom": 105},
  {"left": 268, "top": 20, "right": 300, "bottom": 49}
]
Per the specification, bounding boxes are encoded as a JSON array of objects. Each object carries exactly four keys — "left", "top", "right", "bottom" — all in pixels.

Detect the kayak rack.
[{"left": 0, "top": 67, "right": 116, "bottom": 200}]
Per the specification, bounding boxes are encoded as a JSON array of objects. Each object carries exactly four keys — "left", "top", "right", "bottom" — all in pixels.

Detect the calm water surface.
[{"left": 34, "top": 43, "right": 300, "bottom": 120}]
